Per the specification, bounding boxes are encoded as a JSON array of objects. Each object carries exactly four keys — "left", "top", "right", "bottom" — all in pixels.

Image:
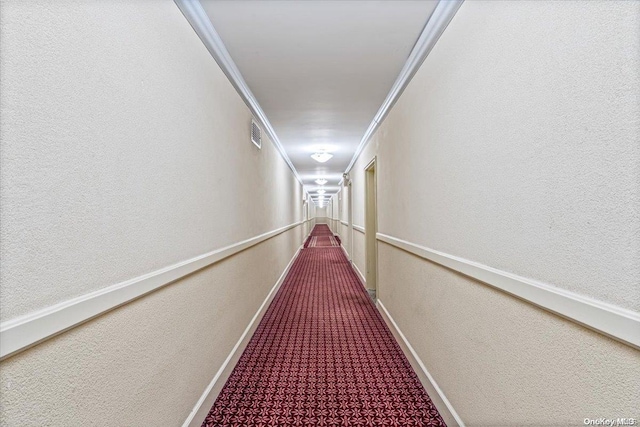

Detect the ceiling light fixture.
[
  {"left": 317, "top": 189, "right": 326, "bottom": 195},
  {"left": 315, "top": 179, "right": 328, "bottom": 185},
  {"left": 311, "top": 151, "right": 333, "bottom": 163}
]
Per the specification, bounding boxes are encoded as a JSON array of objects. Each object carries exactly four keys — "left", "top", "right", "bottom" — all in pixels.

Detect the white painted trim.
[
  {"left": 345, "top": 0, "right": 464, "bottom": 173},
  {"left": 377, "top": 301, "right": 464, "bottom": 427},
  {"left": 335, "top": 239, "right": 365, "bottom": 289},
  {"left": 352, "top": 262, "right": 367, "bottom": 288},
  {"left": 340, "top": 244, "right": 351, "bottom": 261},
  {"left": 174, "top": 0, "right": 303, "bottom": 186},
  {"left": 337, "top": 242, "right": 364, "bottom": 290},
  {"left": 377, "top": 233, "right": 640, "bottom": 349},
  {"left": 0, "top": 221, "right": 305, "bottom": 360},
  {"left": 340, "top": 220, "right": 348, "bottom": 227},
  {"left": 353, "top": 224, "right": 365, "bottom": 234},
  {"left": 183, "top": 245, "right": 302, "bottom": 427},
  {"left": 364, "top": 156, "right": 377, "bottom": 172}
]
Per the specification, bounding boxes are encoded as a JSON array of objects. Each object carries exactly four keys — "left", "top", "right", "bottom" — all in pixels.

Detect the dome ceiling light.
[
  {"left": 311, "top": 151, "right": 333, "bottom": 163},
  {"left": 315, "top": 179, "right": 328, "bottom": 185}
]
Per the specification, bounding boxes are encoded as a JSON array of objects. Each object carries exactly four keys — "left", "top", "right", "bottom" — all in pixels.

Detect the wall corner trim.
[
  {"left": 377, "top": 233, "right": 640, "bottom": 350},
  {"left": 182, "top": 244, "right": 303, "bottom": 426},
  {"left": 173, "top": 0, "right": 302, "bottom": 186},
  {"left": 0, "top": 221, "right": 306, "bottom": 361},
  {"left": 345, "top": 0, "right": 464, "bottom": 173},
  {"left": 377, "top": 300, "right": 464, "bottom": 427}
]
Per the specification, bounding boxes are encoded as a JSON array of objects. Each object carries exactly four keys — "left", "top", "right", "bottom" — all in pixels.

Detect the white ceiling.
[{"left": 200, "top": 0, "right": 438, "bottom": 202}]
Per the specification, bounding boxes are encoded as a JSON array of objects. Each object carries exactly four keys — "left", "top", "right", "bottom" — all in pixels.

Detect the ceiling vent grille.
[{"left": 251, "top": 119, "right": 262, "bottom": 149}]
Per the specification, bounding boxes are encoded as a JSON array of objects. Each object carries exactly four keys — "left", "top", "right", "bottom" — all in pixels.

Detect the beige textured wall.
[
  {"left": 315, "top": 206, "right": 328, "bottom": 221},
  {"left": 0, "top": 0, "right": 304, "bottom": 425},
  {"left": 346, "top": 0, "right": 640, "bottom": 423},
  {"left": 0, "top": 0, "right": 302, "bottom": 321},
  {"left": 378, "top": 242, "right": 640, "bottom": 425},
  {"left": 380, "top": 0, "right": 640, "bottom": 311},
  {"left": 0, "top": 232, "right": 301, "bottom": 426}
]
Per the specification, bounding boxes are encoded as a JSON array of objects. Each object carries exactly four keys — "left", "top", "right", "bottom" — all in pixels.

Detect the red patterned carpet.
[
  {"left": 307, "top": 235, "right": 339, "bottom": 247},
  {"left": 202, "top": 224, "right": 446, "bottom": 426},
  {"left": 309, "top": 224, "right": 334, "bottom": 235}
]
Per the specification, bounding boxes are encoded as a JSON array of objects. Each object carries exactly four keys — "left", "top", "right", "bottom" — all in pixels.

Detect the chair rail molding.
[
  {"left": 0, "top": 221, "right": 306, "bottom": 360},
  {"left": 377, "top": 233, "right": 640, "bottom": 350}
]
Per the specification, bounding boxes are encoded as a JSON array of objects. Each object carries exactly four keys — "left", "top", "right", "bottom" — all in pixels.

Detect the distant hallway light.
[
  {"left": 315, "top": 179, "right": 328, "bottom": 185},
  {"left": 311, "top": 151, "right": 333, "bottom": 163},
  {"left": 317, "top": 189, "right": 326, "bottom": 195}
]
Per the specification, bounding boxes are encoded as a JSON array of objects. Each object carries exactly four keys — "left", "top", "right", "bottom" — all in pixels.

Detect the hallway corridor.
[
  {"left": 1, "top": 1, "right": 639, "bottom": 425},
  {"left": 202, "top": 225, "right": 445, "bottom": 426}
]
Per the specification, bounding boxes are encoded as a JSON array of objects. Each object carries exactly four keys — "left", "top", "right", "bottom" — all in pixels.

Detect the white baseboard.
[
  {"left": 336, "top": 240, "right": 367, "bottom": 290},
  {"left": 335, "top": 240, "right": 362, "bottom": 284},
  {"left": 377, "top": 300, "right": 464, "bottom": 427},
  {"left": 182, "top": 245, "right": 302, "bottom": 427},
  {"left": 338, "top": 243, "right": 346, "bottom": 254},
  {"left": 352, "top": 262, "right": 367, "bottom": 288}
]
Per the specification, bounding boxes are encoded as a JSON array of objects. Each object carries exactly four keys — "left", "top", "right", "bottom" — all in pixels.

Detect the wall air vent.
[{"left": 251, "top": 119, "right": 261, "bottom": 149}]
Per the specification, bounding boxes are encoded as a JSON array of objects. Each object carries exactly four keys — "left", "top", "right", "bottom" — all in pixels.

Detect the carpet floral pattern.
[{"left": 202, "top": 225, "right": 446, "bottom": 426}]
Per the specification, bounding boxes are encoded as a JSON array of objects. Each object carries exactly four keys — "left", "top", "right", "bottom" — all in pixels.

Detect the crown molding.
[
  {"left": 174, "top": 0, "right": 303, "bottom": 186},
  {"left": 345, "top": 0, "right": 464, "bottom": 173}
]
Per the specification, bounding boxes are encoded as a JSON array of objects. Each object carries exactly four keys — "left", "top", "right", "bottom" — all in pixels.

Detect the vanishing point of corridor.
[{"left": 202, "top": 225, "right": 445, "bottom": 426}]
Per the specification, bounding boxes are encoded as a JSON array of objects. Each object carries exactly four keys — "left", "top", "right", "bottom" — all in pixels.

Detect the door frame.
[
  {"left": 364, "top": 157, "right": 378, "bottom": 298},
  {"left": 347, "top": 178, "right": 353, "bottom": 262}
]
